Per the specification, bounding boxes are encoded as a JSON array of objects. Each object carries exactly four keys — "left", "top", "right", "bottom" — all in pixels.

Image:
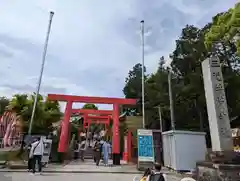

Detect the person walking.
[
  {"left": 102, "top": 140, "right": 111, "bottom": 166},
  {"left": 74, "top": 140, "right": 80, "bottom": 160},
  {"left": 27, "top": 142, "right": 33, "bottom": 171},
  {"left": 79, "top": 137, "right": 86, "bottom": 161},
  {"left": 29, "top": 137, "right": 44, "bottom": 174},
  {"left": 94, "top": 139, "right": 101, "bottom": 166}
]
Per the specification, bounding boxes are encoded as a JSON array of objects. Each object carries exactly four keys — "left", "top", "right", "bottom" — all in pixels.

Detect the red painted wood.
[
  {"left": 71, "top": 109, "right": 113, "bottom": 115},
  {"left": 86, "top": 115, "right": 110, "bottom": 119},
  {"left": 48, "top": 94, "right": 136, "bottom": 105},
  {"left": 50, "top": 93, "right": 137, "bottom": 155},
  {"left": 58, "top": 101, "right": 72, "bottom": 152},
  {"left": 112, "top": 103, "right": 120, "bottom": 154}
]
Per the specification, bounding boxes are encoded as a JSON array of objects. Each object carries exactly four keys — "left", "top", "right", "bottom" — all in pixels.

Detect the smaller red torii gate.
[
  {"left": 71, "top": 109, "right": 112, "bottom": 129},
  {"left": 83, "top": 115, "right": 111, "bottom": 128},
  {"left": 71, "top": 109, "right": 113, "bottom": 115}
]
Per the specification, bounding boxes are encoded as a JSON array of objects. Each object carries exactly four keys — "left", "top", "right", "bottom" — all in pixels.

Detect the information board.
[{"left": 137, "top": 129, "right": 154, "bottom": 162}]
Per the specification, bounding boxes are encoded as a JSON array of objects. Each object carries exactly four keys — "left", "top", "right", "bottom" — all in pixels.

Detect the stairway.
[{"left": 84, "top": 146, "right": 95, "bottom": 159}]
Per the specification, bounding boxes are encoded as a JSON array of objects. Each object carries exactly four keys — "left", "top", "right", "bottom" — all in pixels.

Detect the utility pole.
[
  {"left": 154, "top": 106, "right": 163, "bottom": 132},
  {"left": 168, "top": 69, "right": 175, "bottom": 130},
  {"left": 28, "top": 11, "right": 54, "bottom": 135},
  {"left": 140, "top": 20, "right": 145, "bottom": 129},
  {"left": 157, "top": 106, "right": 163, "bottom": 132}
]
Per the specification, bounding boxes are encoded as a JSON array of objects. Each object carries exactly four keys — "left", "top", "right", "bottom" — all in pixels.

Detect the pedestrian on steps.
[
  {"left": 79, "top": 137, "right": 86, "bottom": 161},
  {"left": 74, "top": 141, "right": 80, "bottom": 160},
  {"left": 94, "top": 138, "right": 101, "bottom": 166}
]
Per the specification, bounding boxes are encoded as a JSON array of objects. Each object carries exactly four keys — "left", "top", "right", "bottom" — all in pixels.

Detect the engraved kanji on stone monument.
[{"left": 202, "top": 56, "right": 233, "bottom": 151}]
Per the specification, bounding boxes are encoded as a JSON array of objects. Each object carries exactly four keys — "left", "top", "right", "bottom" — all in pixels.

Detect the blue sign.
[{"left": 137, "top": 129, "right": 154, "bottom": 162}]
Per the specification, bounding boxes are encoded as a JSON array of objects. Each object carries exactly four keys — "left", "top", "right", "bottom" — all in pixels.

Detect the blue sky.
[{"left": 0, "top": 0, "right": 237, "bottom": 109}]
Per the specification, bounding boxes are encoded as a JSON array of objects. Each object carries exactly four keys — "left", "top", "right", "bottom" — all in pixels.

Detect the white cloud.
[{"left": 0, "top": 0, "right": 238, "bottom": 110}]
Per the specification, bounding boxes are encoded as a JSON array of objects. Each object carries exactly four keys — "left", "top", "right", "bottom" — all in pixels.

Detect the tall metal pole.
[
  {"left": 28, "top": 11, "right": 54, "bottom": 135},
  {"left": 157, "top": 106, "right": 163, "bottom": 132},
  {"left": 140, "top": 20, "right": 145, "bottom": 129},
  {"left": 168, "top": 69, "right": 175, "bottom": 130}
]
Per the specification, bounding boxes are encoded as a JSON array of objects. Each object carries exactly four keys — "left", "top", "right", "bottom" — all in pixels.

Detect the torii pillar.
[
  {"left": 59, "top": 101, "right": 72, "bottom": 152},
  {"left": 112, "top": 103, "right": 120, "bottom": 163}
]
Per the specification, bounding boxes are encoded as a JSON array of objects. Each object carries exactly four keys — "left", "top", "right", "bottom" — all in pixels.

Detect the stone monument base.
[
  {"left": 206, "top": 151, "right": 240, "bottom": 164},
  {"left": 196, "top": 161, "right": 240, "bottom": 181}
]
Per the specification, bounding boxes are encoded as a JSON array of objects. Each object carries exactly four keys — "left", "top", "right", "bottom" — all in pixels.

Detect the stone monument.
[{"left": 196, "top": 56, "right": 240, "bottom": 181}]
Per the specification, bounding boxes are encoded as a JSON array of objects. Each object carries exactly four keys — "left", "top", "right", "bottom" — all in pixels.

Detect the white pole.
[
  {"left": 28, "top": 11, "right": 54, "bottom": 135},
  {"left": 140, "top": 20, "right": 145, "bottom": 129}
]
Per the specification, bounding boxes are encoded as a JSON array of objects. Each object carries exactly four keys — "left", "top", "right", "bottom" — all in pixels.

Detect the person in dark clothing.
[
  {"left": 74, "top": 141, "right": 80, "bottom": 160},
  {"left": 94, "top": 139, "right": 101, "bottom": 166},
  {"left": 27, "top": 144, "right": 33, "bottom": 171}
]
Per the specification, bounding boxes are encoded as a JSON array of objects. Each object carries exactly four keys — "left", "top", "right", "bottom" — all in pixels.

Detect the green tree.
[
  {"left": 0, "top": 97, "right": 9, "bottom": 115},
  {"left": 205, "top": 3, "right": 240, "bottom": 54},
  {"left": 7, "top": 93, "right": 62, "bottom": 134},
  {"left": 121, "top": 3, "right": 240, "bottom": 139},
  {"left": 123, "top": 63, "right": 147, "bottom": 114},
  {"left": 204, "top": 4, "right": 240, "bottom": 122},
  {"left": 82, "top": 103, "right": 98, "bottom": 110},
  {"left": 145, "top": 57, "right": 170, "bottom": 129}
]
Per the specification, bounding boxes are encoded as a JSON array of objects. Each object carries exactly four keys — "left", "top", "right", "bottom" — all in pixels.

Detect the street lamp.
[{"left": 28, "top": 11, "right": 55, "bottom": 135}]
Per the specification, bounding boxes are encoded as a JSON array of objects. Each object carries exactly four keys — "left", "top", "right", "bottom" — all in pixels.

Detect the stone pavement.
[
  {"left": 0, "top": 172, "right": 184, "bottom": 181},
  {"left": 0, "top": 159, "right": 185, "bottom": 180},
  {"left": 0, "top": 159, "right": 178, "bottom": 174},
  {"left": 0, "top": 159, "right": 143, "bottom": 174}
]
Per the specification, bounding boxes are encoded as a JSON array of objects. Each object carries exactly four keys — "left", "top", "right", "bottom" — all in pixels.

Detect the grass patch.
[
  {"left": 0, "top": 151, "right": 7, "bottom": 161},
  {"left": 0, "top": 149, "right": 24, "bottom": 162}
]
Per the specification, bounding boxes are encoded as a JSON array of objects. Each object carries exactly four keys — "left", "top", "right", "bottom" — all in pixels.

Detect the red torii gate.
[
  {"left": 71, "top": 109, "right": 112, "bottom": 129},
  {"left": 48, "top": 94, "right": 136, "bottom": 165},
  {"left": 84, "top": 115, "right": 110, "bottom": 128},
  {"left": 71, "top": 108, "right": 113, "bottom": 115}
]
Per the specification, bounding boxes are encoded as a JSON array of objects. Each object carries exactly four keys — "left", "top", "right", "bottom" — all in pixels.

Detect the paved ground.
[
  {"left": 0, "top": 172, "right": 183, "bottom": 181},
  {"left": 0, "top": 159, "right": 186, "bottom": 180}
]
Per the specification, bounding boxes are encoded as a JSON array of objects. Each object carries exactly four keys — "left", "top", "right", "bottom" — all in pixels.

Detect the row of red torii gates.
[
  {"left": 48, "top": 94, "right": 137, "bottom": 165},
  {"left": 72, "top": 108, "right": 112, "bottom": 129}
]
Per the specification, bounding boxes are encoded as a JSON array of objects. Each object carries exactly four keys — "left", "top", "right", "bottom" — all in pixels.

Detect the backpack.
[{"left": 149, "top": 172, "right": 165, "bottom": 181}]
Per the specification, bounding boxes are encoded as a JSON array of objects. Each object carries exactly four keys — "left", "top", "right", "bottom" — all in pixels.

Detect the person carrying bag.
[{"left": 29, "top": 137, "right": 44, "bottom": 174}]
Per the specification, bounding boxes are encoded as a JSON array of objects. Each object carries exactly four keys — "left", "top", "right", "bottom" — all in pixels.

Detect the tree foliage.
[
  {"left": 205, "top": 3, "right": 240, "bottom": 54},
  {"left": 122, "top": 2, "right": 240, "bottom": 142},
  {"left": 0, "top": 93, "right": 62, "bottom": 134},
  {"left": 0, "top": 97, "right": 9, "bottom": 115},
  {"left": 82, "top": 103, "right": 98, "bottom": 110}
]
